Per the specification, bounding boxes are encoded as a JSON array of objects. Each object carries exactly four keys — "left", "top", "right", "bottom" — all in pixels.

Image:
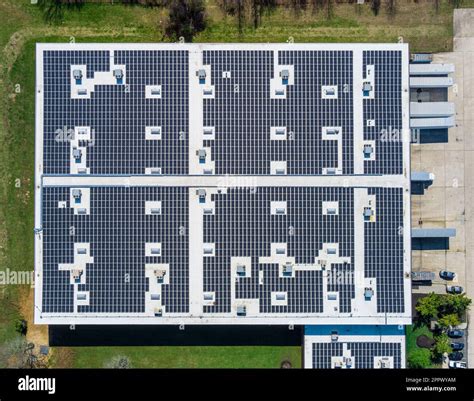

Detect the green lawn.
[
  {"left": 406, "top": 324, "right": 433, "bottom": 353},
  {"left": 406, "top": 324, "right": 441, "bottom": 368},
  {"left": 70, "top": 346, "right": 301, "bottom": 368}
]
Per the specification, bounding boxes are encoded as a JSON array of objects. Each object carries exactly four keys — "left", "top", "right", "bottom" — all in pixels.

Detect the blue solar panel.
[
  {"left": 42, "top": 50, "right": 189, "bottom": 175},
  {"left": 41, "top": 186, "right": 189, "bottom": 314},
  {"left": 312, "top": 341, "right": 402, "bottom": 369}
]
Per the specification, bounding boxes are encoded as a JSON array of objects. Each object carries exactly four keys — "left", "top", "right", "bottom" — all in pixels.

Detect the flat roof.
[
  {"left": 303, "top": 325, "right": 406, "bottom": 368},
  {"left": 34, "top": 43, "right": 411, "bottom": 325}
]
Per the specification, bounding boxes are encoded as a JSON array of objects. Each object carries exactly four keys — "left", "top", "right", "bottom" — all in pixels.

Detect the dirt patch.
[
  {"left": 417, "top": 334, "right": 436, "bottom": 349},
  {"left": 18, "top": 286, "right": 48, "bottom": 348}
]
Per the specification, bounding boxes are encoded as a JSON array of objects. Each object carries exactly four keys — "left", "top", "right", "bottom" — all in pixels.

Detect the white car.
[{"left": 449, "top": 360, "right": 467, "bottom": 369}]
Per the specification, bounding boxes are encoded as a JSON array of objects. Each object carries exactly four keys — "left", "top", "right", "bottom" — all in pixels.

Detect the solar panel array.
[
  {"left": 203, "top": 187, "right": 353, "bottom": 313},
  {"left": 312, "top": 342, "right": 402, "bottom": 369},
  {"left": 363, "top": 51, "right": 403, "bottom": 175},
  {"left": 37, "top": 44, "right": 409, "bottom": 322},
  {"left": 203, "top": 50, "right": 353, "bottom": 175},
  {"left": 42, "top": 186, "right": 189, "bottom": 314},
  {"left": 365, "top": 187, "right": 405, "bottom": 313},
  {"left": 42, "top": 50, "right": 189, "bottom": 175}
]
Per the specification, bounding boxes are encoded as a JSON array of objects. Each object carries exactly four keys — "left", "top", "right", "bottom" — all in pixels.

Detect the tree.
[
  {"left": 326, "top": 0, "right": 333, "bottom": 20},
  {"left": 437, "top": 313, "right": 461, "bottom": 329},
  {"left": 104, "top": 355, "right": 132, "bottom": 369},
  {"left": 416, "top": 293, "right": 441, "bottom": 322},
  {"left": 15, "top": 319, "right": 27, "bottom": 336},
  {"left": 407, "top": 348, "right": 431, "bottom": 369},
  {"left": 443, "top": 294, "right": 471, "bottom": 317},
  {"left": 371, "top": 0, "right": 381, "bottom": 16},
  {"left": 38, "top": 0, "right": 84, "bottom": 24},
  {"left": 385, "top": 0, "right": 396, "bottom": 19},
  {"left": 165, "top": 0, "right": 206, "bottom": 42},
  {"left": 431, "top": 334, "right": 452, "bottom": 361},
  {"left": 449, "top": 0, "right": 463, "bottom": 7}
]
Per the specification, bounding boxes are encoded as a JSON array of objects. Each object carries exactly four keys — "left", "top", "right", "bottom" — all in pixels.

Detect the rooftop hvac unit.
[
  {"left": 364, "top": 287, "right": 374, "bottom": 300},
  {"left": 363, "top": 144, "right": 373, "bottom": 157},
  {"left": 380, "top": 358, "right": 391, "bottom": 368},
  {"left": 362, "top": 82, "right": 373, "bottom": 94},
  {"left": 150, "top": 167, "right": 162, "bottom": 175},
  {"left": 197, "top": 69, "right": 206, "bottom": 82},
  {"left": 283, "top": 263, "right": 293, "bottom": 276},
  {"left": 113, "top": 69, "right": 123, "bottom": 81},
  {"left": 330, "top": 331, "right": 339, "bottom": 341},
  {"left": 275, "top": 89, "right": 285, "bottom": 96},
  {"left": 77, "top": 248, "right": 87, "bottom": 255},
  {"left": 236, "top": 264, "right": 246, "bottom": 277},
  {"left": 276, "top": 247, "right": 286, "bottom": 255},
  {"left": 73, "top": 69, "right": 82, "bottom": 80},
  {"left": 150, "top": 208, "right": 161, "bottom": 215},
  {"left": 196, "top": 189, "right": 206, "bottom": 203},
  {"left": 77, "top": 293, "right": 87, "bottom": 301},
  {"left": 72, "top": 189, "right": 82, "bottom": 203},
  {"left": 77, "top": 89, "right": 87, "bottom": 96},
  {"left": 275, "top": 168, "right": 286, "bottom": 175},
  {"left": 150, "top": 294, "right": 160, "bottom": 301},
  {"left": 197, "top": 149, "right": 207, "bottom": 163},
  {"left": 363, "top": 207, "right": 374, "bottom": 218},
  {"left": 203, "top": 88, "right": 213, "bottom": 96},
  {"left": 275, "top": 208, "right": 286, "bottom": 215},
  {"left": 280, "top": 69, "right": 289, "bottom": 84},
  {"left": 326, "top": 168, "right": 336, "bottom": 175},
  {"left": 203, "top": 208, "right": 213, "bottom": 215},
  {"left": 203, "top": 169, "right": 213, "bottom": 175},
  {"left": 345, "top": 357, "right": 353, "bottom": 368},
  {"left": 236, "top": 305, "right": 246, "bottom": 316},
  {"left": 155, "top": 270, "right": 166, "bottom": 284},
  {"left": 150, "top": 127, "right": 161, "bottom": 136},
  {"left": 77, "top": 168, "right": 87, "bottom": 174},
  {"left": 327, "top": 208, "right": 337, "bottom": 215},
  {"left": 203, "top": 127, "right": 214, "bottom": 135},
  {"left": 154, "top": 308, "right": 163, "bottom": 317},
  {"left": 73, "top": 148, "right": 82, "bottom": 161},
  {"left": 326, "top": 128, "right": 339, "bottom": 135},
  {"left": 72, "top": 270, "right": 82, "bottom": 283},
  {"left": 77, "top": 208, "right": 87, "bottom": 215}
]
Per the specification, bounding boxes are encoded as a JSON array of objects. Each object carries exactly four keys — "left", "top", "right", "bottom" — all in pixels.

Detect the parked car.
[
  {"left": 451, "top": 342, "right": 465, "bottom": 351},
  {"left": 439, "top": 270, "right": 456, "bottom": 280},
  {"left": 446, "top": 286, "right": 463, "bottom": 294},
  {"left": 449, "top": 360, "right": 467, "bottom": 369},
  {"left": 447, "top": 329, "right": 464, "bottom": 338},
  {"left": 448, "top": 352, "right": 464, "bottom": 361}
]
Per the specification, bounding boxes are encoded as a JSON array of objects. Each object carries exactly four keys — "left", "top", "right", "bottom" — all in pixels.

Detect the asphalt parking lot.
[{"left": 411, "top": 9, "right": 474, "bottom": 368}]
